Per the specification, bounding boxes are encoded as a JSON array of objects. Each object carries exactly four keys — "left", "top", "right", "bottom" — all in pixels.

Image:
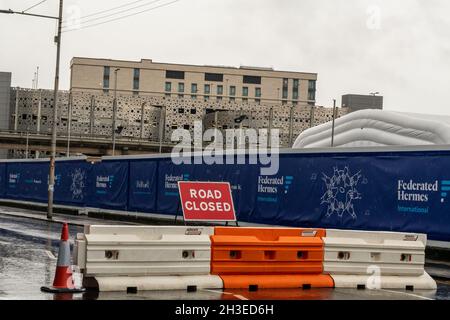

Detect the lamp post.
[
  {"left": 1, "top": 2, "right": 65, "bottom": 220},
  {"left": 331, "top": 99, "right": 337, "bottom": 147},
  {"left": 25, "top": 127, "right": 30, "bottom": 159},
  {"left": 48, "top": 0, "right": 64, "bottom": 220},
  {"left": 66, "top": 91, "right": 72, "bottom": 156},
  {"left": 370, "top": 91, "right": 380, "bottom": 109},
  {"left": 112, "top": 68, "right": 120, "bottom": 156},
  {"left": 158, "top": 106, "right": 166, "bottom": 153}
]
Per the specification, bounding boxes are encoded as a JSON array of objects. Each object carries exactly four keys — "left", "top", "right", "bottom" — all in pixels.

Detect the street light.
[
  {"left": 0, "top": 2, "right": 64, "bottom": 220},
  {"left": 369, "top": 92, "right": 380, "bottom": 109},
  {"left": 112, "top": 68, "right": 120, "bottom": 156},
  {"left": 331, "top": 99, "right": 337, "bottom": 147}
]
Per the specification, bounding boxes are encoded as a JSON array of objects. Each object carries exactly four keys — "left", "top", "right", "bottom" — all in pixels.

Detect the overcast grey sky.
[{"left": 1, "top": 0, "right": 449, "bottom": 114}]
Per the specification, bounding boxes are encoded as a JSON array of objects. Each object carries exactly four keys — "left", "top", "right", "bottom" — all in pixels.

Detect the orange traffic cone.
[{"left": 41, "top": 223, "right": 85, "bottom": 294}]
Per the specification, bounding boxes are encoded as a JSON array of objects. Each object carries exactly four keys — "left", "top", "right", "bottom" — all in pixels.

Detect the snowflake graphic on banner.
[
  {"left": 70, "top": 168, "right": 86, "bottom": 200},
  {"left": 321, "top": 167, "right": 363, "bottom": 219}
]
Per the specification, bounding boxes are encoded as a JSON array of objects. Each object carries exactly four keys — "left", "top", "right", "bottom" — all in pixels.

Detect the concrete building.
[
  {"left": 70, "top": 57, "right": 318, "bottom": 106},
  {"left": 0, "top": 72, "right": 12, "bottom": 158},
  {"left": 9, "top": 87, "right": 348, "bottom": 155},
  {"left": 342, "top": 94, "right": 383, "bottom": 112},
  {"left": 3, "top": 58, "right": 350, "bottom": 158}
]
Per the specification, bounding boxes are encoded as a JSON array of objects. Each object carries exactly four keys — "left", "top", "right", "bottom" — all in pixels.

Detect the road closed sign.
[{"left": 178, "top": 181, "right": 236, "bottom": 222}]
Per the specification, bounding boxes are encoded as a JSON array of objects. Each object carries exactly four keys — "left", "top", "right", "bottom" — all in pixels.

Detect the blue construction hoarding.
[
  {"left": 87, "top": 160, "right": 128, "bottom": 210},
  {"left": 1, "top": 149, "right": 450, "bottom": 242}
]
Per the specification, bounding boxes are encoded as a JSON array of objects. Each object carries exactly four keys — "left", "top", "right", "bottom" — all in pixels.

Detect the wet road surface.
[{"left": 0, "top": 211, "right": 449, "bottom": 300}]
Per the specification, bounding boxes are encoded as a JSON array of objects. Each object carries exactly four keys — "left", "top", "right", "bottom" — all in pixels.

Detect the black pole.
[
  {"left": 331, "top": 99, "right": 337, "bottom": 147},
  {"left": 47, "top": 0, "right": 64, "bottom": 220}
]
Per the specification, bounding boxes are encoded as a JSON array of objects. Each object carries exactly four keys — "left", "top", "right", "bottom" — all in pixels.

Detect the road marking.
[
  {"left": 202, "top": 289, "right": 234, "bottom": 295},
  {"left": 45, "top": 250, "right": 57, "bottom": 259},
  {"left": 379, "top": 289, "right": 434, "bottom": 300},
  {"left": 201, "top": 289, "right": 248, "bottom": 300},
  {"left": 233, "top": 294, "right": 249, "bottom": 300}
]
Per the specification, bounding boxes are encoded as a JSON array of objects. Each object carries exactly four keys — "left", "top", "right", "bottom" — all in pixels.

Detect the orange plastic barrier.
[
  {"left": 220, "top": 274, "right": 334, "bottom": 290},
  {"left": 210, "top": 227, "right": 326, "bottom": 275}
]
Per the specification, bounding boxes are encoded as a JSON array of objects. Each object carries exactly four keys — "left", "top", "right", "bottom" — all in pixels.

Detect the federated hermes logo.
[
  {"left": 321, "top": 167, "right": 363, "bottom": 219},
  {"left": 95, "top": 175, "right": 114, "bottom": 194},
  {"left": 397, "top": 179, "right": 448, "bottom": 214},
  {"left": 441, "top": 180, "right": 450, "bottom": 203},
  {"left": 8, "top": 173, "right": 20, "bottom": 185},
  {"left": 164, "top": 173, "right": 190, "bottom": 196},
  {"left": 257, "top": 175, "right": 294, "bottom": 203}
]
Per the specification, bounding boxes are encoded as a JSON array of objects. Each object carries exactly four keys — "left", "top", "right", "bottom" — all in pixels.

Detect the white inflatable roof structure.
[{"left": 292, "top": 109, "right": 450, "bottom": 148}]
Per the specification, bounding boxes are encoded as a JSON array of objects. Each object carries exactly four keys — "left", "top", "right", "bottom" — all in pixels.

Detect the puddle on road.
[{"left": 0, "top": 216, "right": 83, "bottom": 300}]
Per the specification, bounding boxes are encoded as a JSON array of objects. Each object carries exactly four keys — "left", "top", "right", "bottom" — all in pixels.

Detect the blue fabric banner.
[
  {"left": 5, "top": 161, "right": 49, "bottom": 202},
  {"left": 87, "top": 160, "right": 128, "bottom": 210},
  {"left": 1, "top": 150, "right": 450, "bottom": 242},
  {"left": 54, "top": 160, "right": 91, "bottom": 206},
  {"left": 156, "top": 159, "right": 195, "bottom": 216},
  {"left": 128, "top": 159, "right": 158, "bottom": 212},
  {"left": 0, "top": 163, "right": 5, "bottom": 198}
]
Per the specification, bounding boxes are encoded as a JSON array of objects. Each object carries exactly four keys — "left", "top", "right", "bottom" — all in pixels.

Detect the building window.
[
  {"left": 178, "top": 82, "right": 185, "bottom": 93},
  {"left": 229, "top": 86, "right": 236, "bottom": 96},
  {"left": 165, "top": 82, "right": 172, "bottom": 92},
  {"left": 293, "top": 79, "right": 299, "bottom": 100},
  {"left": 308, "top": 80, "right": 316, "bottom": 101},
  {"left": 243, "top": 75, "right": 261, "bottom": 84},
  {"left": 255, "top": 99, "right": 261, "bottom": 104},
  {"left": 166, "top": 70, "right": 185, "bottom": 79},
  {"left": 204, "top": 96, "right": 210, "bottom": 101},
  {"left": 243, "top": 98, "right": 248, "bottom": 103},
  {"left": 217, "top": 85, "right": 223, "bottom": 95},
  {"left": 282, "top": 100, "right": 287, "bottom": 105},
  {"left": 204, "top": 84, "right": 211, "bottom": 94},
  {"left": 178, "top": 94, "right": 184, "bottom": 99},
  {"left": 242, "top": 87, "right": 249, "bottom": 97},
  {"left": 205, "top": 73, "right": 224, "bottom": 82},
  {"left": 103, "top": 66, "right": 110, "bottom": 93},
  {"left": 133, "top": 68, "right": 140, "bottom": 91},
  {"left": 282, "top": 78, "right": 288, "bottom": 99},
  {"left": 191, "top": 83, "right": 197, "bottom": 94},
  {"left": 230, "top": 97, "right": 235, "bottom": 102},
  {"left": 255, "top": 87, "right": 261, "bottom": 98},
  {"left": 191, "top": 95, "right": 197, "bottom": 100}
]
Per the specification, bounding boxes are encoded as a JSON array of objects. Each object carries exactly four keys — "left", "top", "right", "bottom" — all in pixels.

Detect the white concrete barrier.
[
  {"left": 324, "top": 229, "right": 436, "bottom": 290},
  {"left": 75, "top": 226, "right": 214, "bottom": 277},
  {"left": 330, "top": 273, "right": 437, "bottom": 291},
  {"left": 90, "top": 275, "right": 223, "bottom": 292},
  {"left": 324, "top": 229, "right": 426, "bottom": 276}
]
